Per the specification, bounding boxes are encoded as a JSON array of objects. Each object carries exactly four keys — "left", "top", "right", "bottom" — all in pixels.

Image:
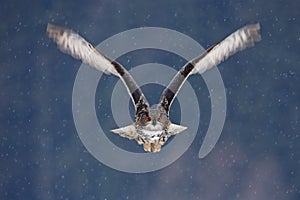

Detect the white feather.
[
  {"left": 47, "top": 23, "right": 118, "bottom": 76},
  {"left": 142, "top": 130, "right": 163, "bottom": 137},
  {"left": 193, "top": 23, "right": 261, "bottom": 74}
]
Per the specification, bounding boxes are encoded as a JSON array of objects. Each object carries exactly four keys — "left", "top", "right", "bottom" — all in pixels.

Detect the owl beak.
[{"left": 152, "top": 119, "right": 157, "bottom": 126}]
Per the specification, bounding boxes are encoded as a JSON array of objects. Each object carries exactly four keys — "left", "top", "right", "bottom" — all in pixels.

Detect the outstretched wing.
[
  {"left": 47, "top": 23, "right": 149, "bottom": 112},
  {"left": 159, "top": 23, "right": 261, "bottom": 113}
]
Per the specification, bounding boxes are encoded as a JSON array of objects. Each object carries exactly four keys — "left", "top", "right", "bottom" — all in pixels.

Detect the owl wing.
[
  {"left": 159, "top": 23, "right": 261, "bottom": 113},
  {"left": 47, "top": 23, "right": 149, "bottom": 111}
]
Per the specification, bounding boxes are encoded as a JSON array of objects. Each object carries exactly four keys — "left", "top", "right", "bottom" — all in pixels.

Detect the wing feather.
[
  {"left": 193, "top": 23, "right": 261, "bottom": 74},
  {"left": 47, "top": 23, "right": 118, "bottom": 75},
  {"left": 159, "top": 23, "right": 261, "bottom": 113},
  {"left": 47, "top": 23, "right": 149, "bottom": 111}
]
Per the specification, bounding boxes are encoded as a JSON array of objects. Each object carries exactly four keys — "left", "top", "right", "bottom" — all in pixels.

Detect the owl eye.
[
  {"left": 158, "top": 116, "right": 162, "bottom": 122},
  {"left": 145, "top": 115, "right": 151, "bottom": 121}
]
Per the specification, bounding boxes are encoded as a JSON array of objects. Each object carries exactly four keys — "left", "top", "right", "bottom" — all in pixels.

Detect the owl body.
[{"left": 135, "top": 107, "right": 171, "bottom": 152}]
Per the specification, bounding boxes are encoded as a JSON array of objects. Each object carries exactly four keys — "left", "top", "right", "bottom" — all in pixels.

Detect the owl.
[{"left": 47, "top": 23, "right": 261, "bottom": 152}]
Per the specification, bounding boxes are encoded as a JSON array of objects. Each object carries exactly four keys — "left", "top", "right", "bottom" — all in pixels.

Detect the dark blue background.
[{"left": 1, "top": 0, "right": 299, "bottom": 199}]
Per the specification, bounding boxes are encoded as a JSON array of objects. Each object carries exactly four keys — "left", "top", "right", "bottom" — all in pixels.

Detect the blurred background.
[{"left": 0, "top": 0, "right": 299, "bottom": 199}]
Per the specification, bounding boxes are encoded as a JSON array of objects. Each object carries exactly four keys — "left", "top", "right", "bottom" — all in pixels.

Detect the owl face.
[{"left": 138, "top": 109, "right": 169, "bottom": 130}]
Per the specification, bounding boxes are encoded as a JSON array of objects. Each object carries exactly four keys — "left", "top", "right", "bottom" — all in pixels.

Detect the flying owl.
[{"left": 47, "top": 23, "right": 261, "bottom": 152}]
